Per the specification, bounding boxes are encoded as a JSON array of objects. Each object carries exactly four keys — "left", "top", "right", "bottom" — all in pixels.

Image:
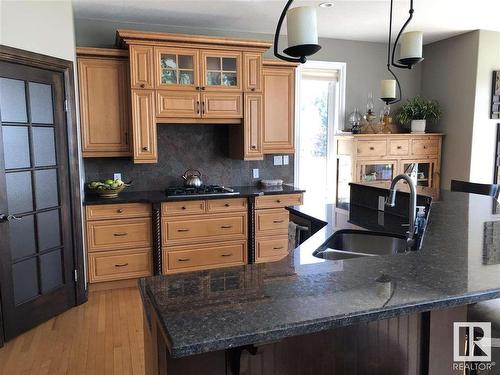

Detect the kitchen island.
[{"left": 139, "top": 190, "right": 500, "bottom": 374}]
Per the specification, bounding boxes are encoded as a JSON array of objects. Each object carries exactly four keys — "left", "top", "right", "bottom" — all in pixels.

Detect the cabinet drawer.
[
  {"left": 162, "top": 200, "right": 205, "bottom": 216},
  {"left": 255, "top": 193, "right": 303, "bottom": 209},
  {"left": 86, "top": 203, "right": 151, "bottom": 221},
  {"left": 256, "top": 236, "right": 289, "bottom": 263},
  {"left": 206, "top": 198, "right": 247, "bottom": 213},
  {"left": 88, "top": 248, "right": 152, "bottom": 283},
  {"left": 411, "top": 139, "right": 439, "bottom": 156},
  {"left": 356, "top": 140, "right": 387, "bottom": 157},
  {"left": 255, "top": 208, "right": 289, "bottom": 236},
  {"left": 162, "top": 213, "right": 247, "bottom": 245},
  {"left": 87, "top": 218, "right": 152, "bottom": 252},
  {"left": 388, "top": 139, "right": 409, "bottom": 156},
  {"left": 163, "top": 241, "right": 246, "bottom": 273}
]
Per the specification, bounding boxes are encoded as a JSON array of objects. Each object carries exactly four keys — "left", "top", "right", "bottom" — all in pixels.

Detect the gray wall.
[{"left": 421, "top": 31, "right": 480, "bottom": 188}]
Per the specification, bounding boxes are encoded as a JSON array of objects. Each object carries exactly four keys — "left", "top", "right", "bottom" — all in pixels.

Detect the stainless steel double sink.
[{"left": 313, "top": 230, "right": 408, "bottom": 261}]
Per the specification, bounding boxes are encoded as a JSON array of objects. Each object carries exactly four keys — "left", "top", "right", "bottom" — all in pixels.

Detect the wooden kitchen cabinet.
[
  {"left": 129, "top": 45, "right": 154, "bottom": 89},
  {"left": 201, "top": 92, "right": 243, "bottom": 118},
  {"left": 77, "top": 48, "right": 131, "bottom": 157},
  {"left": 200, "top": 50, "right": 242, "bottom": 91},
  {"left": 156, "top": 90, "right": 201, "bottom": 118},
  {"left": 154, "top": 47, "right": 200, "bottom": 90},
  {"left": 131, "top": 89, "right": 157, "bottom": 163},
  {"left": 243, "top": 52, "right": 262, "bottom": 92},
  {"left": 262, "top": 61, "right": 297, "bottom": 154}
]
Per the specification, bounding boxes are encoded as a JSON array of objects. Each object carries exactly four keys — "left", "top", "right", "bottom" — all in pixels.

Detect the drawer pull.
[
  {"left": 177, "top": 229, "right": 190, "bottom": 232},
  {"left": 423, "top": 146, "right": 428, "bottom": 149},
  {"left": 221, "top": 225, "right": 233, "bottom": 229},
  {"left": 276, "top": 199, "right": 281, "bottom": 203},
  {"left": 117, "top": 209, "right": 124, "bottom": 213},
  {"left": 273, "top": 246, "right": 284, "bottom": 250},
  {"left": 397, "top": 146, "right": 402, "bottom": 149},
  {"left": 369, "top": 147, "right": 375, "bottom": 150},
  {"left": 221, "top": 253, "right": 233, "bottom": 257},
  {"left": 178, "top": 258, "right": 190, "bottom": 262},
  {"left": 273, "top": 220, "right": 284, "bottom": 224},
  {"left": 181, "top": 206, "right": 186, "bottom": 210},
  {"left": 114, "top": 263, "right": 129, "bottom": 268},
  {"left": 113, "top": 232, "right": 128, "bottom": 237},
  {"left": 224, "top": 203, "right": 230, "bottom": 207}
]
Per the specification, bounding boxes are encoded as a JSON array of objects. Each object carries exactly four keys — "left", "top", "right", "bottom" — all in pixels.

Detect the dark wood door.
[{"left": 0, "top": 61, "right": 76, "bottom": 340}]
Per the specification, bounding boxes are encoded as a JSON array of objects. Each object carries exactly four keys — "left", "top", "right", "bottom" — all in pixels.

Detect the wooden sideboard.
[{"left": 336, "top": 133, "right": 444, "bottom": 206}]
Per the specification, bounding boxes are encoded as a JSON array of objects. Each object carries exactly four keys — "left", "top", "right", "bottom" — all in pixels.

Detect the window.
[{"left": 295, "top": 61, "right": 346, "bottom": 204}]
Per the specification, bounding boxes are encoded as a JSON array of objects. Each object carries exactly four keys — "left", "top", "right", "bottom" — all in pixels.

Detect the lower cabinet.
[{"left": 85, "top": 203, "right": 153, "bottom": 284}]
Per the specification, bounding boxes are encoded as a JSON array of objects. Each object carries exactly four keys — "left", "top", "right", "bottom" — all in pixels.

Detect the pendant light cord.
[
  {"left": 391, "top": 0, "right": 415, "bottom": 69},
  {"left": 274, "top": 0, "right": 304, "bottom": 63}
]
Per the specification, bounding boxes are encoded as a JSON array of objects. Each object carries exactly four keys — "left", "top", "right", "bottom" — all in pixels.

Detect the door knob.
[{"left": 0, "top": 214, "right": 22, "bottom": 223}]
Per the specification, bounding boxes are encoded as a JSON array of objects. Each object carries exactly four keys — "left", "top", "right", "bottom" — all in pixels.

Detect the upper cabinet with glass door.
[
  {"left": 155, "top": 47, "right": 199, "bottom": 90},
  {"left": 201, "top": 51, "right": 241, "bottom": 91}
]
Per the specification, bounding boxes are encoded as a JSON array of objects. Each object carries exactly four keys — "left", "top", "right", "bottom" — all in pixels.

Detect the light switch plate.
[
  {"left": 273, "top": 155, "right": 283, "bottom": 166},
  {"left": 113, "top": 173, "right": 122, "bottom": 181},
  {"left": 253, "top": 168, "right": 259, "bottom": 179},
  {"left": 283, "top": 155, "right": 289, "bottom": 165}
]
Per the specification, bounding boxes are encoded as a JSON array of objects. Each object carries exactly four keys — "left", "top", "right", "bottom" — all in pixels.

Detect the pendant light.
[
  {"left": 274, "top": 0, "right": 321, "bottom": 64},
  {"left": 380, "top": 0, "right": 423, "bottom": 105}
]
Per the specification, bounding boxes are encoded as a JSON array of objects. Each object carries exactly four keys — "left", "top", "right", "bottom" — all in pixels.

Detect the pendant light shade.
[
  {"left": 283, "top": 6, "right": 321, "bottom": 61},
  {"left": 398, "top": 31, "right": 424, "bottom": 66},
  {"left": 380, "top": 79, "right": 397, "bottom": 102}
]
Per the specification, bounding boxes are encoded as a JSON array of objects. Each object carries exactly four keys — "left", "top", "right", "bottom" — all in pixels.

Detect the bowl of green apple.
[{"left": 86, "top": 179, "right": 130, "bottom": 198}]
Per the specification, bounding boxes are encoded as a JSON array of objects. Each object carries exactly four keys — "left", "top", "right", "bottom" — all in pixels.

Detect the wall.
[
  {"left": 421, "top": 31, "right": 480, "bottom": 188},
  {"left": 84, "top": 125, "right": 294, "bottom": 191}
]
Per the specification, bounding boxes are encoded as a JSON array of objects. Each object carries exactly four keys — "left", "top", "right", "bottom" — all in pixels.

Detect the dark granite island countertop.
[{"left": 140, "top": 191, "right": 500, "bottom": 360}]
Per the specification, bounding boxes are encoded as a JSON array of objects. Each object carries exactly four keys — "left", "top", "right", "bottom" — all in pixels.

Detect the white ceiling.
[{"left": 72, "top": 0, "right": 500, "bottom": 45}]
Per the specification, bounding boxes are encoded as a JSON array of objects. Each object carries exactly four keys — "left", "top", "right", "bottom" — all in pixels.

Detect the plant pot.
[{"left": 411, "top": 119, "right": 426, "bottom": 133}]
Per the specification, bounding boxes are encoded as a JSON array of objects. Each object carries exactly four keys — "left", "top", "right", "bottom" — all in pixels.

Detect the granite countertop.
[
  {"left": 141, "top": 191, "right": 500, "bottom": 358},
  {"left": 83, "top": 184, "right": 305, "bottom": 205}
]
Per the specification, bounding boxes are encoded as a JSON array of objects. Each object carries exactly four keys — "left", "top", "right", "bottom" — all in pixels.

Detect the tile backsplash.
[{"left": 83, "top": 124, "right": 294, "bottom": 191}]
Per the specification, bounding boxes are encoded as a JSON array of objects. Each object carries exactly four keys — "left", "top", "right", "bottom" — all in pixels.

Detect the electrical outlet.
[
  {"left": 113, "top": 173, "right": 122, "bottom": 181},
  {"left": 253, "top": 168, "right": 259, "bottom": 179},
  {"left": 273, "top": 155, "right": 283, "bottom": 166},
  {"left": 283, "top": 155, "right": 289, "bottom": 165}
]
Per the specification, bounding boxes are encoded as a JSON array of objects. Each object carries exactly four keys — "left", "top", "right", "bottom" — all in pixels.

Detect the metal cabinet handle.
[
  {"left": 114, "top": 263, "right": 129, "bottom": 267},
  {"left": 0, "top": 214, "right": 22, "bottom": 222},
  {"left": 221, "top": 253, "right": 233, "bottom": 257},
  {"left": 113, "top": 232, "right": 128, "bottom": 237},
  {"left": 142, "top": 146, "right": 149, "bottom": 151},
  {"left": 251, "top": 88, "right": 256, "bottom": 92},
  {"left": 117, "top": 209, "right": 124, "bottom": 213},
  {"left": 181, "top": 206, "right": 187, "bottom": 210},
  {"left": 202, "top": 101, "right": 205, "bottom": 115},
  {"left": 177, "top": 229, "right": 190, "bottom": 232},
  {"left": 201, "top": 87, "right": 206, "bottom": 91},
  {"left": 276, "top": 199, "right": 282, "bottom": 203},
  {"left": 221, "top": 225, "right": 233, "bottom": 229},
  {"left": 140, "top": 84, "right": 145, "bottom": 88},
  {"left": 195, "top": 86, "right": 200, "bottom": 90},
  {"left": 273, "top": 220, "right": 284, "bottom": 224},
  {"left": 369, "top": 147, "right": 375, "bottom": 150},
  {"left": 178, "top": 258, "right": 190, "bottom": 262},
  {"left": 423, "top": 146, "right": 428, "bottom": 149},
  {"left": 273, "top": 246, "right": 284, "bottom": 250},
  {"left": 224, "top": 203, "right": 230, "bottom": 207},
  {"left": 196, "top": 101, "right": 200, "bottom": 114},
  {"left": 251, "top": 145, "right": 257, "bottom": 149},
  {"left": 397, "top": 146, "right": 402, "bottom": 149}
]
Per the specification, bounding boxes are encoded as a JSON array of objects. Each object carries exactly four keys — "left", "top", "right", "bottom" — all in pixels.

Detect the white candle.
[
  {"left": 380, "top": 80, "right": 396, "bottom": 99},
  {"left": 287, "top": 7, "right": 318, "bottom": 48},
  {"left": 400, "top": 31, "right": 423, "bottom": 60}
]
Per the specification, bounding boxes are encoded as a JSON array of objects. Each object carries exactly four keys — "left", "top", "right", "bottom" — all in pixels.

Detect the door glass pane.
[
  {"left": 360, "top": 163, "right": 394, "bottom": 182},
  {"left": 207, "top": 57, "right": 220, "bottom": 71},
  {"left": 40, "top": 249, "right": 63, "bottom": 293},
  {"left": 2, "top": 126, "right": 31, "bottom": 169},
  {"left": 222, "top": 57, "right": 236, "bottom": 71},
  {"left": 32, "top": 126, "right": 56, "bottom": 166},
  {"left": 0, "top": 78, "right": 28, "bottom": 123},
  {"left": 34, "top": 169, "right": 59, "bottom": 209},
  {"left": 160, "top": 54, "right": 177, "bottom": 69},
  {"left": 178, "top": 55, "right": 193, "bottom": 69},
  {"left": 9, "top": 214, "right": 36, "bottom": 260},
  {"left": 178, "top": 71, "right": 194, "bottom": 85},
  {"left": 37, "top": 209, "right": 61, "bottom": 251},
  {"left": 6, "top": 171, "right": 33, "bottom": 213},
  {"left": 12, "top": 258, "right": 39, "bottom": 305},
  {"left": 161, "top": 70, "right": 177, "bottom": 84},
  {"left": 207, "top": 72, "right": 221, "bottom": 86},
  {"left": 28, "top": 82, "right": 54, "bottom": 124},
  {"left": 222, "top": 72, "right": 237, "bottom": 86},
  {"left": 404, "top": 162, "right": 432, "bottom": 187}
]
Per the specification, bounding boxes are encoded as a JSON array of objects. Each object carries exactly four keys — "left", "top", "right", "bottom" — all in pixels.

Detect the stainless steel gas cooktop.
[{"left": 165, "top": 185, "right": 239, "bottom": 198}]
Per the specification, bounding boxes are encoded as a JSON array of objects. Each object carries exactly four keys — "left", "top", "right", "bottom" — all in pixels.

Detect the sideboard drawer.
[
  {"left": 88, "top": 248, "right": 152, "bottom": 283},
  {"left": 255, "top": 193, "right": 303, "bottom": 209},
  {"left": 356, "top": 140, "right": 387, "bottom": 157},
  {"left": 256, "top": 236, "right": 289, "bottom": 262},
  {"left": 164, "top": 241, "right": 246, "bottom": 273},
  {"left": 206, "top": 198, "right": 247, "bottom": 213},
  {"left": 86, "top": 203, "right": 151, "bottom": 221},
  {"left": 411, "top": 139, "right": 439, "bottom": 156},
  {"left": 87, "top": 217, "right": 152, "bottom": 252},
  {"left": 388, "top": 139, "right": 409, "bottom": 156},
  {"left": 255, "top": 208, "right": 289, "bottom": 236},
  {"left": 162, "top": 213, "right": 246, "bottom": 245},
  {"left": 162, "top": 200, "right": 205, "bottom": 216}
]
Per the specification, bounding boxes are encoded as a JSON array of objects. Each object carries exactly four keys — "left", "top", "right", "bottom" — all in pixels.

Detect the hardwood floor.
[{"left": 0, "top": 287, "right": 145, "bottom": 375}]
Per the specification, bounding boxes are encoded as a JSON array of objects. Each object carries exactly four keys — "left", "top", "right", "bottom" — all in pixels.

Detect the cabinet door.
[
  {"left": 263, "top": 66, "right": 295, "bottom": 153},
  {"left": 244, "top": 93, "right": 263, "bottom": 159},
  {"left": 156, "top": 91, "right": 201, "bottom": 118},
  {"left": 356, "top": 160, "right": 397, "bottom": 187},
  {"left": 155, "top": 47, "right": 199, "bottom": 90},
  {"left": 400, "top": 159, "right": 440, "bottom": 195},
  {"left": 131, "top": 90, "right": 157, "bottom": 163},
  {"left": 243, "top": 52, "right": 262, "bottom": 92},
  {"left": 77, "top": 57, "right": 130, "bottom": 157},
  {"left": 201, "top": 92, "right": 243, "bottom": 119},
  {"left": 129, "top": 45, "right": 154, "bottom": 89},
  {"left": 200, "top": 50, "right": 242, "bottom": 91}
]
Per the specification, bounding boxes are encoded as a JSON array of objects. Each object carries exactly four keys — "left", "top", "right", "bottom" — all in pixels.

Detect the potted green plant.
[{"left": 396, "top": 96, "right": 442, "bottom": 133}]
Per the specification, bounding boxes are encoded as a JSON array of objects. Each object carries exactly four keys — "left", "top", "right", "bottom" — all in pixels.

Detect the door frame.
[{"left": 0, "top": 47, "right": 86, "bottom": 328}]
